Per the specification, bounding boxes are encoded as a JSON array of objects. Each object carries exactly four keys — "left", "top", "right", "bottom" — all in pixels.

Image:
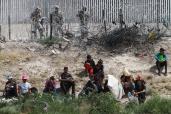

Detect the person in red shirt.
[
  {"left": 84, "top": 55, "right": 95, "bottom": 70},
  {"left": 84, "top": 62, "right": 94, "bottom": 80}
]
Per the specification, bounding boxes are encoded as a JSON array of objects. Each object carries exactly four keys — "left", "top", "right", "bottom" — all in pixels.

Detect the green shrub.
[
  {"left": 135, "top": 96, "right": 171, "bottom": 114},
  {"left": 0, "top": 103, "right": 7, "bottom": 109},
  {"left": 77, "top": 70, "right": 88, "bottom": 78},
  {"left": 0, "top": 105, "right": 20, "bottom": 114},
  {"left": 0, "top": 94, "right": 171, "bottom": 114},
  {"left": 87, "top": 93, "right": 121, "bottom": 114}
]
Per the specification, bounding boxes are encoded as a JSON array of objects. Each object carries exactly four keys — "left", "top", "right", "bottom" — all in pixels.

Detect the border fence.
[
  {"left": 0, "top": 0, "right": 171, "bottom": 40},
  {"left": 0, "top": 0, "right": 171, "bottom": 24}
]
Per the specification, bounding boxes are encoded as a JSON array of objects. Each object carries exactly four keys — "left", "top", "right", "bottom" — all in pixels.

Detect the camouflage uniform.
[
  {"left": 30, "top": 8, "right": 44, "bottom": 39},
  {"left": 51, "top": 6, "right": 64, "bottom": 38},
  {"left": 77, "top": 7, "right": 89, "bottom": 38}
]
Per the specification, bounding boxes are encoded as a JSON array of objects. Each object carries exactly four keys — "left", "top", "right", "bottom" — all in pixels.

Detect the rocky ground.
[{"left": 0, "top": 37, "right": 171, "bottom": 96}]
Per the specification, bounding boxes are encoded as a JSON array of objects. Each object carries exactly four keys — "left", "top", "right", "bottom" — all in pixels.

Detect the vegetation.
[
  {"left": 38, "top": 37, "right": 63, "bottom": 47},
  {"left": 0, "top": 93, "right": 171, "bottom": 114}
]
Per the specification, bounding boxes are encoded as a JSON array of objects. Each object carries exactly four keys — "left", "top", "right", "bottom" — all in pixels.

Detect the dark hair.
[
  {"left": 82, "top": 7, "right": 87, "bottom": 11},
  {"left": 87, "top": 55, "right": 91, "bottom": 59},
  {"left": 160, "top": 48, "right": 165, "bottom": 52},
  {"left": 50, "top": 76, "right": 55, "bottom": 80},
  {"left": 98, "top": 59, "right": 103, "bottom": 64},
  {"left": 64, "top": 67, "right": 68, "bottom": 70}
]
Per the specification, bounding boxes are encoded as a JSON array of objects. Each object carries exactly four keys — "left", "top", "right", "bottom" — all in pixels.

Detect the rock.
[
  {"left": 19, "top": 67, "right": 23, "bottom": 70},
  {"left": 50, "top": 49, "right": 60, "bottom": 55},
  {"left": 165, "top": 86, "right": 171, "bottom": 91},
  {"left": 0, "top": 43, "right": 5, "bottom": 49},
  {"left": 0, "top": 35, "right": 6, "bottom": 43},
  {"left": 27, "top": 47, "right": 36, "bottom": 52}
]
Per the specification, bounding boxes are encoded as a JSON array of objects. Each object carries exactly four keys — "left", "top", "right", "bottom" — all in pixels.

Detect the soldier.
[
  {"left": 77, "top": 6, "right": 89, "bottom": 39},
  {"left": 30, "top": 7, "right": 44, "bottom": 39},
  {"left": 51, "top": 5, "right": 64, "bottom": 38}
]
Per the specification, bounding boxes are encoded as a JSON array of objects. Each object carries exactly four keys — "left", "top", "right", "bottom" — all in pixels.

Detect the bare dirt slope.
[{"left": 0, "top": 37, "right": 171, "bottom": 95}]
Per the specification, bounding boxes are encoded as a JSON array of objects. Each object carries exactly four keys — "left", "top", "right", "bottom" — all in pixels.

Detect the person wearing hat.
[
  {"left": 18, "top": 73, "right": 31, "bottom": 95},
  {"left": 155, "top": 48, "right": 168, "bottom": 76},
  {"left": 30, "top": 7, "right": 44, "bottom": 39},
  {"left": 76, "top": 6, "right": 89, "bottom": 38},
  {"left": 120, "top": 68, "right": 134, "bottom": 96},
  {"left": 4, "top": 74, "right": 18, "bottom": 98},
  {"left": 59, "top": 67, "right": 75, "bottom": 96},
  {"left": 51, "top": 5, "right": 64, "bottom": 38}
]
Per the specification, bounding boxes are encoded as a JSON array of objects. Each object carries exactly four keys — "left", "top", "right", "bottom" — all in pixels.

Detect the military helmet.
[
  {"left": 35, "top": 7, "right": 41, "bottom": 11},
  {"left": 54, "top": 5, "right": 59, "bottom": 10},
  {"left": 82, "top": 6, "right": 87, "bottom": 11}
]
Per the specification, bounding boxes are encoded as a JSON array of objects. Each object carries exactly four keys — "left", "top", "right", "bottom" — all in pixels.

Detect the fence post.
[
  {"left": 45, "top": 0, "right": 48, "bottom": 37},
  {"left": 102, "top": 9, "right": 107, "bottom": 37},
  {"left": 119, "top": 0, "right": 123, "bottom": 29},
  {"left": 8, "top": 15, "right": 11, "bottom": 40},
  {"left": 50, "top": 14, "right": 53, "bottom": 40},
  {"left": 157, "top": 0, "right": 160, "bottom": 39},
  {"left": 0, "top": 25, "right": 1, "bottom": 36},
  {"left": 8, "top": 0, "right": 11, "bottom": 40}
]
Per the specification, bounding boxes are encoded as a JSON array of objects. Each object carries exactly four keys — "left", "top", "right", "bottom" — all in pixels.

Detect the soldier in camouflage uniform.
[
  {"left": 77, "top": 7, "right": 89, "bottom": 39},
  {"left": 30, "top": 7, "right": 44, "bottom": 39},
  {"left": 51, "top": 6, "right": 64, "bottom": 38}
]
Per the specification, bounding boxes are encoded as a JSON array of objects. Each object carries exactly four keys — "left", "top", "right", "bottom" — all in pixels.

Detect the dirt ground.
[{"left": 0, "top": 37, "right": 171, "bottom": 96}]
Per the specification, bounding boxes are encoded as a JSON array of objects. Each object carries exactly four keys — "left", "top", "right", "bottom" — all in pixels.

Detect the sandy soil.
[
  {"left": 1, "top": 23, "right": 171, "bottom": 96},
  {"left": 0, "top": 36, "right": 171, "bottom": 96}
]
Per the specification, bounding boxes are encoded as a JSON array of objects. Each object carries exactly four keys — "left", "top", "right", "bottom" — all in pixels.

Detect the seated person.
[
  {"left": 59, "top": 67, "right": 75, "bottom": 95},
  {"left": 103, "top": 79, "right": 110, "bottom": 93},
  {"left": 134, "top": 75, "right": 146, "bottom": 104},
  {"left": 84, "top": 62, "right": 94, "bottom": 80},
  {"left": 120, "top": 68, "right": 134, "bottom": 95},
  {"left": 84, "top": 55, "right": 96, "bottom": 70},
  {"left": 18, "top": 74, "right": 31, "bottom": 96},
  {"left": 4, "top": 75, "right": 18, "bottom": 98},
  {"left": 155, "top": 48, "right": 168, "bottom": 76},
  {"left": 43, "top": 76, "right": 57, "bottom": 93},
  {"left": 93, "top": 59, "right": 105, "bottom": 93},
  {"left": 93, "top": 59, "right": 104, "bottom": 74}
]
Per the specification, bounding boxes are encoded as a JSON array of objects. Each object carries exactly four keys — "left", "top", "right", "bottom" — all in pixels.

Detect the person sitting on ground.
[
  {"left": 59, "top": 67, "right": 75, "bottom": 96},
  {"left": 93, "top": 59, "right": 104, "bottom": 74},
  {"left": 134, "top": 75, "right": 146, "bottom": 104},
  {"left": 120, "top": 68, "right": 134, "bottom": 96},
  {"left": 3, "top": 75, "right": 18, "bottom": 98},
  {"left": 155, "top": 48, "right": 168, "bottom": 76},
  {"left": 84, "top": 55, "right": 96, "bottom": 70},
  {"left": 84, "top": 62, "right": 94, "bottom": 80},
  {"left": 18, "top": 73, "right": 31, "bottom": 96},
  {"left": 103, "top": 79, "right": 110, "bottom": 93},
  {"left": 43, "top": 76, "right": 57, "bottom": 93},
  {"left": 93, "top": 59, "right": 105, "bottom": 93}
]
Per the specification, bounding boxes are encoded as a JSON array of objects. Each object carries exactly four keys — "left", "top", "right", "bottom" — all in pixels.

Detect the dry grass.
[{"left": 0, "top": 50, "right": 32, "bottom": 64}]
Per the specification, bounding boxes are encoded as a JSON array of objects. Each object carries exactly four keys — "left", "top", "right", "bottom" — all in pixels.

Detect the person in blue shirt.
[{"left": 155, "top": 48, "right": 167, "bottom": 76}]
